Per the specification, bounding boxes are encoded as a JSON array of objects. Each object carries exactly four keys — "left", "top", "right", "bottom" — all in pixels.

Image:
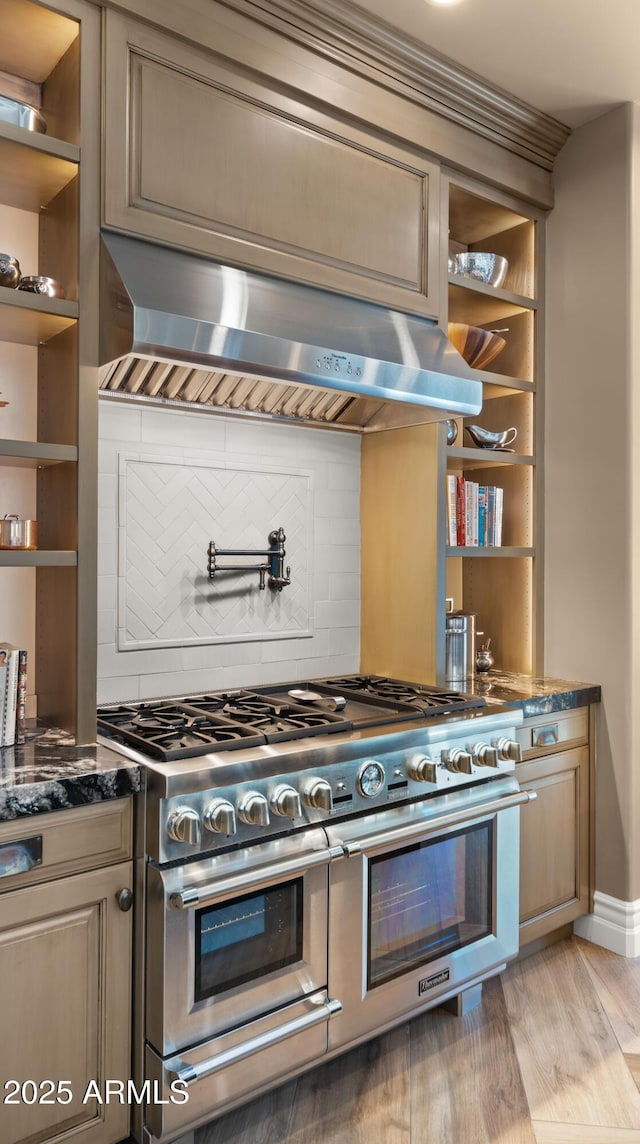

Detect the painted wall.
[
  {"left": 545, "top": 103, "right": 639, "bottom": 901},
  {"left": 97, "top": 400, "right": 361, "bottom": 703}
]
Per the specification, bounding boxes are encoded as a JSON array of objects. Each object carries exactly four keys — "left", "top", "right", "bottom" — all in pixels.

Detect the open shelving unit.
[
  {"left": 441, "top": 175, "right": 544, "bottom": 676},
  {"left": 0, "top": 0, "right": 99, "bottom": 741}
]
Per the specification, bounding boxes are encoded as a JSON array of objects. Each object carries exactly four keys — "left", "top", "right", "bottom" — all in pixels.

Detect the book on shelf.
[
  {"left": 0, "top": 643, "right": 27, "bottom": 747},
  {"left": 446, "top": 479, "right": 504, "bottom": 548}
]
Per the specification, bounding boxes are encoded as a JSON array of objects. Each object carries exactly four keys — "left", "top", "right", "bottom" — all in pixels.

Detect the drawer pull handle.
[
  {"left": 532, "top": 723, "right": 559, "bottom": 747},
  {"left": 0, "top": 835, "right": 42, "bottom": 879}
]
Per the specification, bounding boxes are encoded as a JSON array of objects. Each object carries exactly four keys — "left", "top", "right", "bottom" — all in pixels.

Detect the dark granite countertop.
[
  {"left": 0, "top": 722, "right": 141, "bottom": 823},
  {"left": 461, "top": 671, "right": 601, "bottom": 717}
]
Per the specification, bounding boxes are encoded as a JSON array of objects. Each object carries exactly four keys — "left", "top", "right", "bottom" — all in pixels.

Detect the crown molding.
[{"left": 218, "top": 0, "right": 570, "bottom": 171}]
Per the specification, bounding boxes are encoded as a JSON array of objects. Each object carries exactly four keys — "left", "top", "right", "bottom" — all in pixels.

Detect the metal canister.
[{"left": 445, "top": 608, "right": 477, "bottom": 683}]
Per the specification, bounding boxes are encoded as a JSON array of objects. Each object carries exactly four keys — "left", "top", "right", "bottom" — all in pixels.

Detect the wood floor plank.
[
  {"left": 503, "top": 938, "right": 640, "bottom": 1130},
  {"left": 284, "top": 1024, "right": 411, "bottom": 1144},
  {"left": 409, "top": 975, "right": 536, "bottom": 1143},
  {"left": 576, "top": 936, "right": 640, "bottom": 1055},
  {"left": 533, "top": 1120, "right": 640, "bottom": 1142},
  {"left": 625, "top": 1055, "right": 640, "bottom": 1092}
]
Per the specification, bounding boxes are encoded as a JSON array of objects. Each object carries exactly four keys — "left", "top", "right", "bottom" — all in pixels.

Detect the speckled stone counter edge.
[
  {"left": 465, "top": 671, "right": 601, "bottom": 718},
  {"left": 0, "top": 724, "right": 141, "bottom": 822}
]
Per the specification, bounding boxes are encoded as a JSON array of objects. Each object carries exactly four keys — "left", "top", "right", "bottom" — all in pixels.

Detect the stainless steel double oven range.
[{"left": 98, "top": 675, "right": 533, "bottom": 1144}]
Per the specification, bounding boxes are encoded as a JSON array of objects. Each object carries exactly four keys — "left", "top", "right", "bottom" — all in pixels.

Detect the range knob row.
[
  {"left": 166, "top": 778, "right": 334, "bottom": 843},
  {"left": 406, "top": 737, "right": 522, "bottom": 786}
]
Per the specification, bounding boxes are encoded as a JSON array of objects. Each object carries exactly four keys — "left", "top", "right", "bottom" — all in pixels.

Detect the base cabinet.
[
  {"left": 516, "top": 710, "right": 591, "bottom": 946},
  {"left": 0, "top": 803, "right": 133, "bottom": 1144}
]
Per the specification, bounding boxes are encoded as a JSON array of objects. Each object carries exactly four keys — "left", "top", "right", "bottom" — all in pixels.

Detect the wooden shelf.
[
  {"left": 0, "top": 440, "right": 77, "bottom": 466},
  {"left": 446, "top": 546, "right": 535, "bottom": 558},
  {"left": 0, "top": 289, "right": 78, "bottom": 345},
  {"left": 448, "top": 282, "right": 534, "bottom": 327},
  {"left": 0, "top": 125, "right": 78, "bottom": 211},
  {"left": 0, "top": 550, "right": 77, "bottom": 566},
  {"left": 448, "top": 274, "right": 536, "bottom": 311},
  {"left": 446, "top": 446, "right": 534, "bottom": 469},
  {"left": 480, "top": 371, "right": 535, "bottom": 397}
]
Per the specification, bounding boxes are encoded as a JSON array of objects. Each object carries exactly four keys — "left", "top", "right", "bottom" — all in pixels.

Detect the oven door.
[
  {"left": 325, "top": 776, "right": 533, "bottom": 1051},
  {"left": 147, "top": 828, "right": 341, "bottom": 1055}
]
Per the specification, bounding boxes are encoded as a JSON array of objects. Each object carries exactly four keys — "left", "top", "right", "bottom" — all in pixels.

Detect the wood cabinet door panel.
[
  {"left": 517, "top": 746, "right": 589, "bottom": 944},
  {"left": 104, "top": 12, "right": 439, "bottom": 316},
  {"left": 0, "top": 861, "right": 132, "bottom": 1144}
]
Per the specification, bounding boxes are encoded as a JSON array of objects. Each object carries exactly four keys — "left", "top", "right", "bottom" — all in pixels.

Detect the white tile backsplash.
[{"left": 97, "top": 400, "right": 361, "bottom": 703}]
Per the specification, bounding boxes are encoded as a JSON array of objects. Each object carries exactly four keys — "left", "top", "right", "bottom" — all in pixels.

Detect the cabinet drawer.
[
  {"left": 0, "top": 798, "right": 132, "bottom": 892},
  {"left": 516, "top": 707, "right": 588, "bottom": 759}
]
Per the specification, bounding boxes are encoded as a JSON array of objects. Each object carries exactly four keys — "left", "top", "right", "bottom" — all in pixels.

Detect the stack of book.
[
  {"left": 0, "top": 644, "right": 28, "bottom": 747},
  {"left": 446, "top": 475, "right": 504, "bottom": 547}
]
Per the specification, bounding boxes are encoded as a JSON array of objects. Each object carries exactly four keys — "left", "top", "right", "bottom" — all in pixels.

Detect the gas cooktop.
[{"left": 97, "top": 675, "right": 485, "bottom": 762}]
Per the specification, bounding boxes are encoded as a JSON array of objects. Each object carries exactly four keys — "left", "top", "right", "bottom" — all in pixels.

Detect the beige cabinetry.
[
  {"left": 0, "top": 801, "right": 133, "bottom": 1144},
  {"left": 0, "top": 0, "right": 99, "bottom": 741},
  {"left": 102, "top": 11, "right": 440, "bottom": 317},
  {"left": 516, "top": 708, "right": 591, "bottom": 946}
]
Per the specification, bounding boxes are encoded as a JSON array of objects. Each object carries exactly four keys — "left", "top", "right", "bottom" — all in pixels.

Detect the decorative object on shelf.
[
  {"left": 445, "top": 418, "right": 458, "bottom": 445},
  {"left": 448, "top": 322, "right": 507, "bottom": 370},
  {"left": 0, "top": 254, "right": 20, "bottom": 289},
  {"left": 452, "top": 252, "right": 509, "bottom": 289},
  {"left": 445, "top": 600, "right": 477, "bottom": 682},
  {"left": 465, "top": 424, "right": 518, "bottom": 450},
  {"left": 0, "top": 515, "right": 38, "bottom": 551},
  {"left": 0, "top": 94, "right": 46, "bottom": 134},
  {"left": 17, "top": 276, "right": 65, "bottom": 299},
  {"left": 207, "top": 526, "right": 291, "bottom": 591},
  {"left": 476, "top": 637, "right": 494, "bottom": 673}
]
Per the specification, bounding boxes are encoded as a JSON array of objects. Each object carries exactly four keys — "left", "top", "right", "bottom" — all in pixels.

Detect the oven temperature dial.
[
  {"left": 494, "top": 737, "right": 523, "bottom": 763},
  {"left": 302, "top": 778, "right": 334, "bottom": 812},
  {"left": 167, "top": 808, "right": 201, "bottom": 845},
  {"left": 271, "top": 785, "right": 302, "bottom": 819},
  {"left": 203, "top": 799, "right": 237, "bottom": 836},
  {"left": 471, "top": 742, "right": 499, "bottom": 767},
  {"left": 357, "top": 760, "right": 385, "bottom": 798},
  {"left": 442, "top": 748, "right": 473, "bottom": 775},
  {"left": 407, "top": 754, "right": 438, "bottom": 783},
  {"left": 237, "top": 792, "right": 270, "bottom": 827}
]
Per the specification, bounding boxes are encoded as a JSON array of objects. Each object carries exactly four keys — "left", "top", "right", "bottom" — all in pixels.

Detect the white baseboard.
[{"left": 573, "top": 891, "right": 640, "bottom": 956}]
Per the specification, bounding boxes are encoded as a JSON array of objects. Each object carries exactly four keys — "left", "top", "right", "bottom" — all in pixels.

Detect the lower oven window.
[
  {"left": 195, "top": 879, "right": 303, "bottom": 1001},
  {"left": 368, "top": 821, "right": 493, "bottom": 988}
]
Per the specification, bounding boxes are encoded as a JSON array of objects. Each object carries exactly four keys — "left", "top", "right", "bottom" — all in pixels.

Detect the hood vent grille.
[{"left": 99, "top": 356, "right": 373, "bottom": 430}]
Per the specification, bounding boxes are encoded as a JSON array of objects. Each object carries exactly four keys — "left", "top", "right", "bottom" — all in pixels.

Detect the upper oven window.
[
  {"left": 195, "top": 879, "right": 304, "bottom": 1001},
  {"left": 367, "top": 821, "right": 493, "bottom": 989}
]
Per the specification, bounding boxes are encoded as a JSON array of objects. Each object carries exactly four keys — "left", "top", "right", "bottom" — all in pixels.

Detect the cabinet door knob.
[{"left": 116, "top": 888, "right": 133, "bottom": 912}]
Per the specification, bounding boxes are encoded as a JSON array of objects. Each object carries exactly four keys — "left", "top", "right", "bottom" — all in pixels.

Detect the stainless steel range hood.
[{"left": 99, "top": 232, "right": 483, "bottom": 433}]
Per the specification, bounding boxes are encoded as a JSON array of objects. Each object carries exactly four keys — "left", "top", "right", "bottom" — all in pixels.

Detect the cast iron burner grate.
[
  {"left": 320, "top": 676, "right": 486, "bottom": 715},
  {"left": 97, "top": 701, "right": 267, "bottom": 760}
]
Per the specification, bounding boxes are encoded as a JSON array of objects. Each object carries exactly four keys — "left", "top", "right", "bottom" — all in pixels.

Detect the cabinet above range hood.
[{"left": 99, "top": 232, "right": 483, "bottom": 433}]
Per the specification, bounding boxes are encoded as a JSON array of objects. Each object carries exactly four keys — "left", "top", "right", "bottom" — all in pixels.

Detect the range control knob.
[
  {"left": 407, "top": 754, "right": 438, "bottom": 783},
  {"left": 494, "top": 737, "right": 523, "bottom": 763},
  {"left": 203, "top": 799, "right": 237, "bottom": 836},
  {"left": 271, "top": 785, "right": 302, "bottom": 819},
  {"left": 471, "top": 742, "right": 499, "bottom": 767},
  {"left": 167, "top": 808, "right": 201, "bottom": 845},
  {"left": 237, "top": 792, "right": 270, "bottom": 827},
  {"left": 442, "top": 748, "right": 474, "bottom": 775},
  {"left": 302, "top": 778, "right": 334, "bottom": 812}
]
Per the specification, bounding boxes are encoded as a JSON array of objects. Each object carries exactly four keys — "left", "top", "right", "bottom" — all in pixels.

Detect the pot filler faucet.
[{"left": 207, "top": 525, "right": 291, "bottom": 591}]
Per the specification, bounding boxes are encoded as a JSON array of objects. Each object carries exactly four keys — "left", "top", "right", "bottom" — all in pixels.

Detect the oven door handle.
[
  {"left": 169, "top": 996, "right": 343, "bottom": 1086},
  {"left": 339, "top": 789, "right": 536, "bottom": 856},
  {"left": 169, "top": 844, "right": 345, "bottom": 909}
]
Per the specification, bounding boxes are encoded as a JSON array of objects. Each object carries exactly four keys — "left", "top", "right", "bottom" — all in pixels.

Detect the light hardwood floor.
[{"left": 196, "top": 937, "right": 640, "bottom": 1144}]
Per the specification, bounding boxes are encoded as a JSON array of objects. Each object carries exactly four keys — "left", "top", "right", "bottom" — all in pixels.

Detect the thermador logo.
[{"left": 419, "top": 968, "right": 450, "bottom": 995}]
